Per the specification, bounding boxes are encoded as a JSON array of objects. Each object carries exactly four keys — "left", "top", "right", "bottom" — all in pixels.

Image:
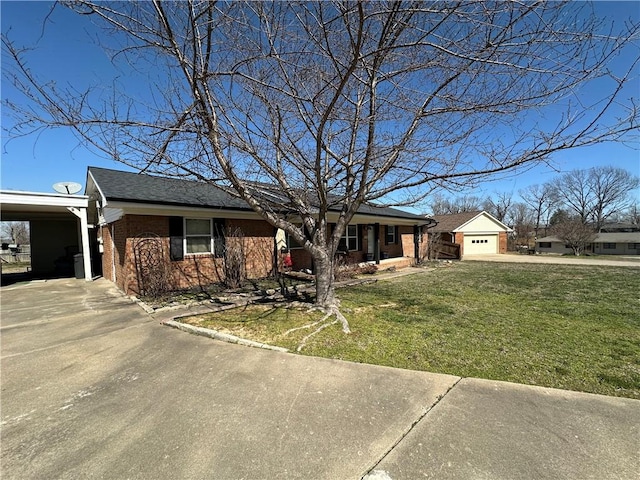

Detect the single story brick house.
[
  {"left": 427, "top": 211, "right": 511, "bottom": 257},
  {"left": 536, "top": 232, "right": 640, "bottom": 255},
  {"left": 86, "top": 167, "right": 432, "bottom": 295}
]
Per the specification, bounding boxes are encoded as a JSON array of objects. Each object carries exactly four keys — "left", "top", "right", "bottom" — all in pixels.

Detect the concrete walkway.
[{"left": 2, "top": 278, "right": 638, "bottom": 479}]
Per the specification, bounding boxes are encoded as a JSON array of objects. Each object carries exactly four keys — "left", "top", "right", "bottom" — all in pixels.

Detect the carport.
[{"left": 0, "top": 190, "right": 93, "bottom": 281}]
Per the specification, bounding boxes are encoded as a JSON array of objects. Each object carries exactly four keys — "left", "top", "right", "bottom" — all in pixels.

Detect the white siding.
[{"left": 457, "top": 213, "right": 509, "bottom": 233}]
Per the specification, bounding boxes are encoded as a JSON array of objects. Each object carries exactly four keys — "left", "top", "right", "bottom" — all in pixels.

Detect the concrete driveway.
[
  {"left": 465, "top": 252, "right": 640, "bottom": 267},
  {"left": 2, "top": 278, "right": 639, "bottom": 479}
]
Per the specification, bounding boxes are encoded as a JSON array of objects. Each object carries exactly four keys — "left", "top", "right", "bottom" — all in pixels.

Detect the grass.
[{"left": 184, "top": 262, "right": 640, "bottom": 399}]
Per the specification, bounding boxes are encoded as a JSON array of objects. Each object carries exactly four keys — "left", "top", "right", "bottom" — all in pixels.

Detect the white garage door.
[{"left": 464, "top": 234, "right": 498, "bottom": 254}]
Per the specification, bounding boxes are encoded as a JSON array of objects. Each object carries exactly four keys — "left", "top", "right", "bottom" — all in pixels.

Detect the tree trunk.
[
  {"left": 308, "top": 250, "right": 351, "bottom": 333},
  {"left": 313, "top": 253, "right": 336, "bottom": 308}
]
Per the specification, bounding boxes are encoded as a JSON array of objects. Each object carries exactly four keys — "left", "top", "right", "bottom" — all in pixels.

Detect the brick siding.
[
  {"left": 102, "top": 214, "right": 428, "bottom": 295},
  {"left": 455, "top": 232, "right": 465, "bottom": 257},
  {"left": 103, "top": 215, "right": 275, "bottom": 295},
  {"left": 499, "top": 231, "right": 508, "bottom": 254}
]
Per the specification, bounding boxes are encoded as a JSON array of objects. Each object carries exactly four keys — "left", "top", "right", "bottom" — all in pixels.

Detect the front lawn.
[{"left": 184, "top": 262, "right": 640, "bottom": 399}]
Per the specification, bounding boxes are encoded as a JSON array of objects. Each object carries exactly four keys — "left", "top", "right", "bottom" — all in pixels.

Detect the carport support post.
[{"left": 68, "top": 207, "right": 93, "bottom": 281}]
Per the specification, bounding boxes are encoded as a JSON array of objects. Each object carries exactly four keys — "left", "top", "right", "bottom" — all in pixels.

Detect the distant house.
[
  {"left": 536, "top": 232, "right": 640, "bottom": 256},
  {"left": 427, "top": 211, "right": 512, "bottom": 258},
  {"left": 86, "top": 167, "right": 432, "bottom": 295},
  {"left": 599, "top": 223, "right": 640, "bottom": 233}
]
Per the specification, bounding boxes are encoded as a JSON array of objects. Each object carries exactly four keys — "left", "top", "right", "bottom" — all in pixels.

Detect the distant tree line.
[{"left": 427, "top": 166, "right": 639, "bottom": 251}]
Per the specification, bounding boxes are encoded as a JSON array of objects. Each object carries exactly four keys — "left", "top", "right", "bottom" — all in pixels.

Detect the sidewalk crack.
[{"left": 361, "top": 377, "right": 463, "bottom": 480}]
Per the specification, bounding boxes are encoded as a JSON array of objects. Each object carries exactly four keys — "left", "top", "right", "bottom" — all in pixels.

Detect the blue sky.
[{"left": 1, "top": 1, "right": 639, "bottom": 204}]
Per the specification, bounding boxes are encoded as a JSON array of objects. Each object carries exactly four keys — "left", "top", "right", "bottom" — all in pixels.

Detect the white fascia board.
[
  {"left": 101, "top": 201, "right": 424, "bottom": 226},
  {"left": 0, "top": 190, "right": 89, "bottom": 208},
  {"left": 86, "top": 170, "right": 107, "bottom": 207},
  {"left": 345, "top": 213, "right": 424, "bottom": 226},
  {"left": 105, "top": 201, "right": 264, "bottom": 220},
  {"left": 278, "top": 211, "right": 423, "bottom": 226},
  {"left": 453, "top": 211, "right": 513, "bottom": 233}
]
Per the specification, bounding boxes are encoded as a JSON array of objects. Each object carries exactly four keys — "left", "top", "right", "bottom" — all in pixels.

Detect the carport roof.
[{"left": 0, "top": 190, "right": 89, "bottom": 221}]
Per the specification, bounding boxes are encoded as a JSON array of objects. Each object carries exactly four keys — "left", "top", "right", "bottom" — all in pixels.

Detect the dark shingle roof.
[
  {"left": 351, "top": 201, "right": 426, "bottom": 220},
  {"left": 88, "top": 166, "right": 426, "bottom": 221},
  {"left": 89, "top": 166, "right": 248, "bottom": 210},
  {"left": 427, "top": 211, "right": 483, "bottom": 232}
]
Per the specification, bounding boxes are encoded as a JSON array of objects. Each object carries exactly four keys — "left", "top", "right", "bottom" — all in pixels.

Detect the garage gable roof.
[
  {"left": 87, "top": 166, "right": 426, "bottom": 222},
  {"left": 428, "top": 211, "right": 511, "bottom": 233},
  {"left": 428, "top": 211, "right": 481, "bottom": 233}
]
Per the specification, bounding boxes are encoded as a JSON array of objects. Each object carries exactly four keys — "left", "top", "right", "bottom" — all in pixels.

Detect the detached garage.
[{"left": 428, "top": 211, "right": 512, "bottom": 258}]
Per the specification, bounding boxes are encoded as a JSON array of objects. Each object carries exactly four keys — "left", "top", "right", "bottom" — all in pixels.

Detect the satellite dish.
[{"left": 53, "top": 181, "right": 82, "bottom": 195}]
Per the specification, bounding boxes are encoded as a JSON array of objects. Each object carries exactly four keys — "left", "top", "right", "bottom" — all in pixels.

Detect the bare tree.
[
  {"left": 551, "top": 219, "right": 597, "bottom": 256},
  {"left": 506, "top": 202, "right": 535, "bottom": 249},
  {"left": 520, "top": 184, "right": 556, "bottom": 238},
  {"left": 428, "top": 194, "right": 482, "bottom": 215},
  {"left": 483, "top": 192, "right": 512, "bottom": 222},
  {"left": 428, "top": 193, "right": 453, "bottom": 216},
  {"left": 550, "top": 169, "right": 593, "bottom": 225},
  {"left": 623, "top": 204, "right": 640, "bottom": 225},
  {"left": 588, "top": 166, "right": 640, "bottom": 230},
  {"left": 454, "top": 195, "right": 483, "bottom": 214},
  {"left": 3, "top": 1, "right": 638, "bottom": 332},
  {"left": 550, "top": 167, "right": 639, "bottom": 229},
  {"left": 1, "top": 222, "right": 30, "bottom": 245}
]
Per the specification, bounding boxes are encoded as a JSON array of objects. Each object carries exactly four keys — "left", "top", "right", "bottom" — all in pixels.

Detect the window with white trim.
[
  {"left": 602, "top": 243, "right": 616, "bottom": 249},
  {"left": 339, "top": 224, "right": 358, "bottom": 251},
  {"left": 184, "top": 218, "right": 225, "bottom": 256}
]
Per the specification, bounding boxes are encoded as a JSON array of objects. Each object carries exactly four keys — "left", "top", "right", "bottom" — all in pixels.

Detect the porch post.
[{"left": 374, "top": 223, "right": 380, "bottom": 264}]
